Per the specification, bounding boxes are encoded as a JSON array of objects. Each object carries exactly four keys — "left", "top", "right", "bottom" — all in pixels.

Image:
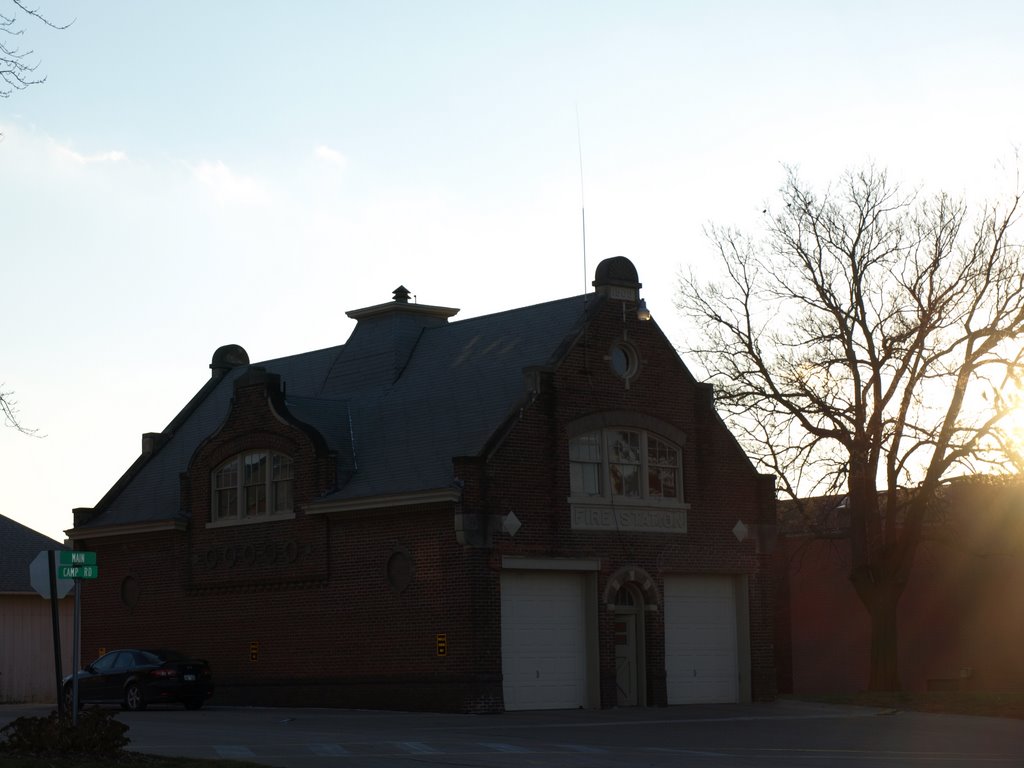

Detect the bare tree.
[
  {"left": 2, "top": 1, "right": 67, "bottom": 434},
  {"left": 1, "top": 0, "right": 71, "bottom": 99},
  {"left": 678, "top": 166, "right": 1024, "bottom": 691},
  {"left": 1, "top": 386, "right": 39, "bottom": 435}
]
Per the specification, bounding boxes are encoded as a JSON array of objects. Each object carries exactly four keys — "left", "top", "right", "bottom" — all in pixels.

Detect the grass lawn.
[{"left": 788, "top": 691, "right": 1024, "bottom": 719}]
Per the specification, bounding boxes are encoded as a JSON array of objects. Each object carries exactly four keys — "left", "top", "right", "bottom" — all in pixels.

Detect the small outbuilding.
[{"left": 0, "top": 514, "right": 73, "bottom": 703}]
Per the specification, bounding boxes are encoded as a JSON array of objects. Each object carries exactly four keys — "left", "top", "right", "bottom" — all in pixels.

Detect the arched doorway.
[{"left": 614, "top": 584, "right": 645, "bottom": 706}]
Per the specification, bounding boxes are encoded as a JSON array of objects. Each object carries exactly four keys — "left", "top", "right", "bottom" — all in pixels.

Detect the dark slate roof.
[
  {"left": 77, "top": 292, "right": 599, "bottom": 530},
  {"left": 320, "top": 295, "right": 591, "bottom": 501},
  {"left": 89, "top": 345, "right": 345, "bottom": 528},
  {"left": 0, "top": 514, "right": 65, "bottom": 593}
]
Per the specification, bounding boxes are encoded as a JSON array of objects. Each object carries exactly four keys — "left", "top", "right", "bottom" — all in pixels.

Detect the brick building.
[
  {"left": 67, "top": 257, "right": 777, "bottom": 712},
  {"left": 777, "top": 478, "right": 1024, "bottom": 695}
]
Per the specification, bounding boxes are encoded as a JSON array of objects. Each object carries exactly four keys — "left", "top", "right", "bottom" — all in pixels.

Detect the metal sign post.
[
  {"left": 72, "top": 579, "right": 81, "bottom": 726},
  {"left": 29, "top": 549, "right": 96, "bottom": 725},
  {"left": 46, "top": 550, "right": 64, "bottom": 720}
]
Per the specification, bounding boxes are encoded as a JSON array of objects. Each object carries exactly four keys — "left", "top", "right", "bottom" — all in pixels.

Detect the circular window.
[
  {"left": 120, "top": 575, "right": 140, "bottom": 610},
  {"left": 386, "top": 550, "right": 414, "bottom": 593},
  {"left": 609, "top": 342, "right": 640, "bottom": 381}
]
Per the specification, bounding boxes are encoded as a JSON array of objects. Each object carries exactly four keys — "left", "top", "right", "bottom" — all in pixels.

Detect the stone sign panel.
[{"left": 570, "top": 505, "right": 688, "bottom": 534}]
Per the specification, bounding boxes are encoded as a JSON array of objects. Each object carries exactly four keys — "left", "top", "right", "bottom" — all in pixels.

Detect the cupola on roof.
[
  {"left": 345, "top": 286, "right": 459, "bottom": 323},
  {"left": 593, "top": 256, "right": 641, "bottom": 300},
  {"left": 210, "top": 344, "right": 250, "bottom": 378}
]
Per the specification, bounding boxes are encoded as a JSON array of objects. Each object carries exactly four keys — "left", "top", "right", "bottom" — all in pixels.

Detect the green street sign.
[
  {"left": 59, "top": 551, "right": 96, "bottom": 566},
  {"left": 58, "top": 565, "right": 98, "bottom": 580}
]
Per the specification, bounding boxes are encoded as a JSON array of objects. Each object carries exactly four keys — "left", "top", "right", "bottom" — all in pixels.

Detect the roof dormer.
[{"left": 340, "top": 286, "right": 460, "bottom": 387}]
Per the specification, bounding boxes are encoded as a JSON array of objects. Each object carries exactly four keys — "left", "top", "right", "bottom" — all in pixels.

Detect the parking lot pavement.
[
  {"left": 0, "top": 703, "right": 53, "bottom": 723},
  {"left": 3, "top": 700, "right": 1024, "bottom": 768}
]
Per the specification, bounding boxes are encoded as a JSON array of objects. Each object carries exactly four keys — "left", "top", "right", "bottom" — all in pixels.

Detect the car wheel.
[
  {"left": 123, "top": 682, "right": 146, "bottom": 711},
  {"left": 183, "top": 698, "right": 204, "bottom": 710}
]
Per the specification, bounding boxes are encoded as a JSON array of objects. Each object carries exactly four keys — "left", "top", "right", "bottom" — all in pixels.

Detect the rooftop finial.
[{"left": 393, "top": 285, "right": 411, "bottom": 304}]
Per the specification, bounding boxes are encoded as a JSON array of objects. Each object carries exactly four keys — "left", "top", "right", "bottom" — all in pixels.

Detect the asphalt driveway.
[{"left": 3, "top": 699, "right": 1023, "bottom": 767}]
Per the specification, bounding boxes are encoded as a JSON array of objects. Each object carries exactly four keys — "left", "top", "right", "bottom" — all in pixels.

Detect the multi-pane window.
[
  {"left": 213, "top": 460, "right": 239, "bottom": 520},
  {"left": 272, "top": 454, "right": 294, "bottom": 512},
  {"left": 569, "top": 429, "right": 681, "bottom": 502},
  {"left": 243, "top": 453, "right": 268, "bottom": 516},
  {"left": 607, "top": 430, "right": 642, "bottom": 497},
  {"left": 647, "top": 435, "right": 679, "bottom": 498},
  {"left": 213, "top": 451, "right": 294, "bottom": 521},
  {"left": 569, "top": 431, "right": 603, "bottom": 496}
]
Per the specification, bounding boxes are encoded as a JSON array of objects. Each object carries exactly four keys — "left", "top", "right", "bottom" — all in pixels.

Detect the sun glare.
[{"left": 967, "top": 377, "right": 1024, "bottom": 472}]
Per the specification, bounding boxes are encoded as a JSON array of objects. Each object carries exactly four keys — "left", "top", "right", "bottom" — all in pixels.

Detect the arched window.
[
  {"left": 212, "top": 451, "right": 294, "bottom": 522},
  {"left": 569, "top": 428, "right": 682, "bottom": 503}
]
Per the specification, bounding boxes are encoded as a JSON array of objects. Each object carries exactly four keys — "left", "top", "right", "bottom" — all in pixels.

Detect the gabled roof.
[
  {"left": 83, "top": 344, "right": 344, "bottom": 529},
  {"left": 75, "top": 288, "right": 602, "bottom": 532},
  {"left": 0, "top": 514, "right": 65, "bottom": 593}
]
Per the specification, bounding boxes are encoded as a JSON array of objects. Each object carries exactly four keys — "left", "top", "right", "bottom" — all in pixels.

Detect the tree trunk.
[
  {"left": 854, "top": 575, "right": 903, "bottom": 691},
  {"left": 847, "top": 460, "right": 908, "bottom": 692}
]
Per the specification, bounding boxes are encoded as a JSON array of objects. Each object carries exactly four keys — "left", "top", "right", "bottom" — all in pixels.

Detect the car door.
[
  {"left": 77, "top": 651, "right": 120, "bottom": 703},
  {"left": 103, "top": 651, "right": 136, "bottom": 702}
]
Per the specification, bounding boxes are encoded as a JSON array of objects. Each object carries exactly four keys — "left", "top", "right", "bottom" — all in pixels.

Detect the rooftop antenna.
[
  {"left": 577, "top": 105, "right": 591, "bottom": 375},
  {"left": 576, "top": 104, "right": 588, "bottom": 301}
]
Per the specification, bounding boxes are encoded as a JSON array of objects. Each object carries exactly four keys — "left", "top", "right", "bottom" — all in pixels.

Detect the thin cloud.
[
  {"left": 51, "top": 142, "right": 126, "bottom": 164},
  {"left": 193, "top": 160, "right": 272, "bottom": 206},
  {"left": 314, "top": 144, "right": 348, "bottom": 170}
]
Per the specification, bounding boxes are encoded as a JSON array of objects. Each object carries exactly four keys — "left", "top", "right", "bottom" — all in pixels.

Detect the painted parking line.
[
  {"left": 214, "top": 745, "right": 257, "bottom": 759},
  {"left": 395, "top": 741, "right": 441, "bottom": 754},
  {"left": 482, "top": 742, "right": 533, "bottom": 753},
  {"left": 728, "top": 747, "right": 1024, "bottom": 763},
  {"left": 308, "top": 742, "right": 352, "bottom": 756},
  {"left": 557, "top": 743, "right": 609, "bottom": 753},
  {"left": 647, "top": 746, "right": 730, "bottom": 758},
  {"left": 650, "top": 746, "right": 1024, "bottom": 763}
]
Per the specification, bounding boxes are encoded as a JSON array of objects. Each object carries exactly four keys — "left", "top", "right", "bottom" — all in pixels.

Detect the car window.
[
  {"left": 116, "top": 651, "right": 141, "bottom": 671},
  {"left": 91, "top": 653, "right": 120, "bottom": 673}
]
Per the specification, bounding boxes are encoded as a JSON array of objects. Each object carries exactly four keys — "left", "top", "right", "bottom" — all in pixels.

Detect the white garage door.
[
  {"left": 500, "top": 571, "right": 587, "bottom": 710},
  {"left": 664, "top": 576, "right": 740, "bottom": 704}
]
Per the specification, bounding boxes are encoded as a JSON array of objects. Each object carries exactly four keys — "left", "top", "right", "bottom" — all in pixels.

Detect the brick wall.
[
  {"left": 778, "top": 479, "right": 1024, "bottom": 695},
  {"left": 480, "top": 297, "right": 777, "bottom": 704},
  {"left": 78, "top": 295, "right": 776, "bottom": 711}
]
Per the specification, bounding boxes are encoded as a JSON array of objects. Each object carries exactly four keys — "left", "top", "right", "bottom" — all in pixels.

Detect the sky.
[{"left": 4, "top": 0, "right": 1024, "bottom": 542}]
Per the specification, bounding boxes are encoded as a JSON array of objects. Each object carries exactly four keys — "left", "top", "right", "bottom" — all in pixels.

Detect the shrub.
[{"left": 0, "top": 706, "right": 130, "bottom": 756}]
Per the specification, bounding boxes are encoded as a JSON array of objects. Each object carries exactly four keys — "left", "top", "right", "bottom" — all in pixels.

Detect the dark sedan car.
[{"left": 64, "top": 649, "right": 214, "bottom": 711}]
